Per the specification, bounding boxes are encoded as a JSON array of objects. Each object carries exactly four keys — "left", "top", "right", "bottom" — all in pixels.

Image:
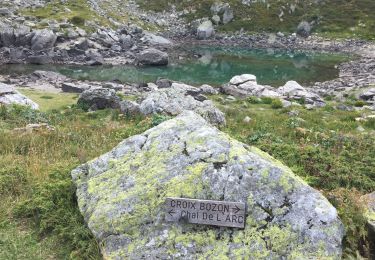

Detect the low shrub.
[{"left": 271, "top": 99, "right": 283, "bottom": 109}]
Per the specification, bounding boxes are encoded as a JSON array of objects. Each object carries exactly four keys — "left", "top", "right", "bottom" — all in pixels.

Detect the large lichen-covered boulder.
[{"left": 72, "top": 111, "right": 344, "bottom": 259}]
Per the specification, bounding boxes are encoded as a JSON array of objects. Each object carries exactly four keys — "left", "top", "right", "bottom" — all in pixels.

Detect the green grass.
[
  {"left": 0, "top": 90, "right": 374, "bottom": 258},
  {"left": 20, "top": 0, "right": 159, "bottom": 32},
  {"left": 21, "top": 0, "right": 113, "bottom": 31},
  {"left": 0, "top": 92, "right": 154, "bottom": 259},
  {"left": 213, "top": 96, "right": 374, "bottom": 257},
  {"left": 17, "top": 89, "right": 78, "bottom": 112},
  {"left": 138, "top": 0, "right": 375, "bottom": 40}
]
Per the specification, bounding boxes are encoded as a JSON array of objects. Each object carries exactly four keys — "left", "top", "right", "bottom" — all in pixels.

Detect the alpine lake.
[{"left": 0, "top": 45, "right": 350, "bottom": 87}]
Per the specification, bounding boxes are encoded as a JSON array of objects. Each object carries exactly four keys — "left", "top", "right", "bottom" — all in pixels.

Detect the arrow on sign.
[
  {"left": 168, "top": 209, "right": 176, "bottom": 217},
  {"left": 233, "top": 205, "right": 241, "bottom": 214}
]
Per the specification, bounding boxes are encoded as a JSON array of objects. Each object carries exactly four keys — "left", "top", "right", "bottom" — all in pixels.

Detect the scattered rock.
[
  {"left": 32, "top": 70, "right": 67, "bottom": 82},
  {"left": 77, "top": 88, "right": 121, "bottom": 111},
  {"left": 141, "top": 32, "right": 173, "bottom": 46},
  {"left": 222, "top": 74, "right": 279, "bottom": 98},
  {"left": 0, "top": 83, "right": 39, "bottom": 109},
  {"left": 156, "top": 78, "right": 172, "bottom": 89},
  {"left": 197, "top": 20, "right": 214, "bottom": 40},
  {"left": 229, "top": 74, "right": 257, "bottom": 85},
  {"left": 200, "top": 84, "right": 218, "bottom": 95},
  {"left": 72, "top": 110, "right": 344, "bottom": 259},
  {"left": 296, "top": 21, "right": 311, "bottom": 38},
  {"left": 0, "top": 8, "right": 11, "bottom": 16},
  {"left": 13, "top": 123, "right": 55, "bottom": 134},
  {"left": 356, "top": 125, "right": 365, "bottom": 132},
  {"left": 31, "top": 29, "right": 57, "bottom": 51},
  {"left": 119, "top": 100, "right": 141, "bottom": 115},
  {"left": 223, "top": 6, "right": 234, "bottom": 24},
  {"left": 26, "top": 54, "right": 52, "bottom": 65},
  {"left": 139, "top": 83, "right": 226, "bottom": 127},
  {"left": 87, "top": 51, "right": 104, "bottom": 66},
  {"left": 360, "top": 88, "right": 375, "bottom": 101},
  {"left": 62, "top": 82, "right": 91, "bottom": 93},
  {"left": 212, "top": 15, "right": 221, "bottom": 25},
  {"left": 277, "top": 81, "right": 325, "bottom": 107},
  {"left": 137, "top": 48, "right": 169, "bottom": 66},
  {"left": 243, "top": 116, "right": 251, "bottom": 123}
]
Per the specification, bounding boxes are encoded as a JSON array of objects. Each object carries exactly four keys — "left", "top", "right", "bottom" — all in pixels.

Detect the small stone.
[
  {"left": 356, "top": 126, "right": 365, "bottom": 132},
  {"left": 243, "top": 116, "right": 252, "bottom": 123}
]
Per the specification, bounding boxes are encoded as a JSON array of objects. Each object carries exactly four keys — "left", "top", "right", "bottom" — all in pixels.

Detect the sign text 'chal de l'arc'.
[{"left": 165, "top": 197, "right": 246, "bottom": 228}]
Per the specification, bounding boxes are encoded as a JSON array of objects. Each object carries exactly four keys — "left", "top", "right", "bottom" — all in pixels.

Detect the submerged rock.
[
  {"left": 72, "top": 111, "right": 344, "bottom": 259},
  {"left": 0, "top": 83, "right": 39, "bottom": 109}
]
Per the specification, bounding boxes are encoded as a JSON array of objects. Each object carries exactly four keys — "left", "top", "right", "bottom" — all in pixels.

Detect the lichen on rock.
[{"left": 72, "top": 111, "right": 344, "bottom": 259}]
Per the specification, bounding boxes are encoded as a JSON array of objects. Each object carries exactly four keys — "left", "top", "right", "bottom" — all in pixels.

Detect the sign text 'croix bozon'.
[{"left": 165, "top": 197, "right": 246, "bottom": 228}]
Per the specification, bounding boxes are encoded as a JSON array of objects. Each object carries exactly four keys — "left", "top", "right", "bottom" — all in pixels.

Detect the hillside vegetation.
[{"left": 138, "top": 0, "right": 375, "bottom": 39}]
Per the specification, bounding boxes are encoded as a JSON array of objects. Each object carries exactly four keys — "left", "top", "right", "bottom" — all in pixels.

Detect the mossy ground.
[
  {"left": 137, "top": 0, "right": 375, "bottom": 40},
  {"left": 0, "top": 90, "right": 374, "bottom": 258}
]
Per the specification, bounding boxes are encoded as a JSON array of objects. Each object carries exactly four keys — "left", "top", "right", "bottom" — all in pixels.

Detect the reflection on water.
[{"left": 0, "top": 46, "right": 349, "bottom": 87}]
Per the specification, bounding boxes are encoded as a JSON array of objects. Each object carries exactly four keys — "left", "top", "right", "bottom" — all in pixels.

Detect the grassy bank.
[{"left": 0, "top": 90, "right": 374, "bottom": 258}]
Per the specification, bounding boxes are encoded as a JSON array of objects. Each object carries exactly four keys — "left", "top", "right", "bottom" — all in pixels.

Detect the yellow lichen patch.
[{"left": 165, "top": 162, "right": 208, "bottom": 198}]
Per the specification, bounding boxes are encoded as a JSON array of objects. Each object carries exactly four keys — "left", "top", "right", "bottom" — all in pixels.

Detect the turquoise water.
[{"left": 0, "top": 46, "right": 349, "bottom": 87}]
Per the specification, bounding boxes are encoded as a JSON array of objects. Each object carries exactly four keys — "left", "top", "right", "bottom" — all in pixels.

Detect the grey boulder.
[
  {"left": 197, "top": 20, "right": 214, "bottom": 40},
  {"left": 31, "top": 29, "right": 57, "bottom": 51},
  {"left": 141, "top": 32, "right": 173, "bottom": 46},
  {"left": 222, "top": 74, "right": 280, "bottom": 98},
  {"left": 71, "top": 110, "right": 344, "bottom": 259},
  {"left": 26, "top": 54, "right": 53, "bottom": 65},
  {"left": 137, "top": 48, "right": 169, "bottom": 66},
  {"left": 0, "top": 25, "right": 32, "bottom": 47},
  {"left": 223, "top": 6, "right": 234, "bottom": 24},
  {"left": 0, "top": 83, "right": 39, "bottom": 109},
  {"left": 296, "top": 21, "right": 312, "bottom": 38},
  {"left": 77, "top": 88, "right": 121, "bottom": 111},
  {"left": 360, "top": 88, "right": 375, "bottom": 101},
  {"left": 277, "top": 81, "right": 325, "bottom": 107},
  {"left": 62, "top": 82, "right": 91, "bottom": 93},
  {"left": 139, "top": 83, "right": 226, "bottom": 127}
]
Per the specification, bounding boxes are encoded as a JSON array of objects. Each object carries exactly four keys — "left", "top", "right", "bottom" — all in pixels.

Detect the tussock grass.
[{"left": 0, "top": 92, "right": 152, "bottom": 258}]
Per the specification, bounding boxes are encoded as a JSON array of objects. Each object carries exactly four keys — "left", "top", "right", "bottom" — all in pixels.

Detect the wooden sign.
[{"left": 165, "top": 197, "right": 246, "bottom": 228}]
